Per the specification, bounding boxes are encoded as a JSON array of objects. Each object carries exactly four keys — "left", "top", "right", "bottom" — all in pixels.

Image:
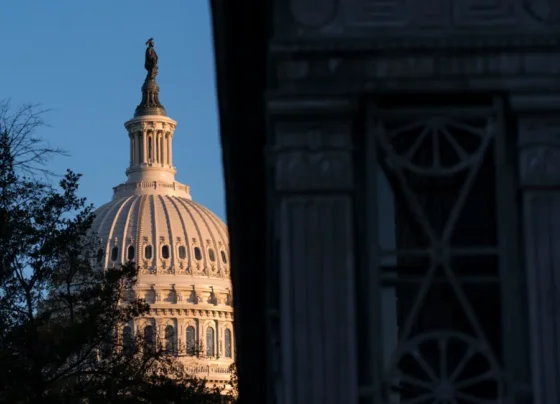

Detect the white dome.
[{"left": 91, "top": 191, "right": 230, "bottom": 284}]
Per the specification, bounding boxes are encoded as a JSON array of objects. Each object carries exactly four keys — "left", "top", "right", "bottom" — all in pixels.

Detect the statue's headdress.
[{"left": 146, "top": 38, "right": 154, "bottom": 46}]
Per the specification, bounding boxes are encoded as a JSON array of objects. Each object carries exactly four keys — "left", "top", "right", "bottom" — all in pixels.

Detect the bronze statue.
[{"left": 145, "top": 38, "right": 158, "bottom": 80}]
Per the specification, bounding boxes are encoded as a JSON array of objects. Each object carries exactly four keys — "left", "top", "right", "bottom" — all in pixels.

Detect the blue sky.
[{"left": 0, "top": 1, "right": 226, "bottom": 221}]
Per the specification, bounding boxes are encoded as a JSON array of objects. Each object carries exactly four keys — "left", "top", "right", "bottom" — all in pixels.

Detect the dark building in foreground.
[{"left": 211, "top": 1, "right": 560, "bottom": 403}]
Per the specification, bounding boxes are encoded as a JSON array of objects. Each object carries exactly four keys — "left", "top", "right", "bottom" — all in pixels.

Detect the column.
[
  {"left": 516, "top": 109, "right": 560, "bottom": 404},
  {"left": 164, "top": 133, "right": 169, "bottom": 166},
  {"left": 129, "top": 134, "right": 133, "bottom": 165},
  {"left": 152, "top": 131, "right": 159, "bottom": 163},
  {"left": 159, "top": 133, "right": 164, "bottom": 166},
  {"left": 168, "top": 134, "right": 173, "bottom": 166},
  {"left": 136, "top": 131, "right": 141, "bottom": 165},
  {"left": 268, "top": 98, "right": 358, "bottom": 404},
  {"left": 142, "top": 130, "right": 148, "bottom": 164}
]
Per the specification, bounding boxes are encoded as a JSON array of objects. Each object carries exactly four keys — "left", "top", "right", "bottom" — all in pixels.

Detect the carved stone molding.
[
  {"left": 276, "top": 0, "right": 560, "bottom": 39},
  {"left": 148, "top": 308, "right": 234, "bottom": 319},
  {"left": 517, "top": 116, "right": 560, "bottom": 187},
  {"left": 274, "top": 51, "right": 560, "bottom": 89},
  {"left": 125, "top": 120, "right": 176, "bottom": 133}
]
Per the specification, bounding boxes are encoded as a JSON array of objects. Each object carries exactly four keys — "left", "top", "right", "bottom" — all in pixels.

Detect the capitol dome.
[
  {"left": 90, "top": 40, "right": 234, "bottom": 386},
  {"left": 92, "top": 191, "right": 230, "bottom": 282}
]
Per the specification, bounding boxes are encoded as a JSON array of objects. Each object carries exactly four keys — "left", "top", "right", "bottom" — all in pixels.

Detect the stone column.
[
  {"left": 168, "top": 134, "right": 173, "bottom": 167},
  {"left": 268, "top": 98, "right": 358, "bottom": 404},
  {"left": 142, "top": 129, "right": 148, "bottom": 164},
  {"left": 516, "top": 107, "right": 560, "bottom": 404},
  {"left": 137, "top": 131, "right": 142, "bottom": 165},
  {"left": 164, "top": 133, "right": 169, "bottom": 166}
]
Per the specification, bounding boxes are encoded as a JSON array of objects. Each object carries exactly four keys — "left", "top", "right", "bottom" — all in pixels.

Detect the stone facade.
[{"left": 213, "top": 0, "right": 560, "bottom": 402}]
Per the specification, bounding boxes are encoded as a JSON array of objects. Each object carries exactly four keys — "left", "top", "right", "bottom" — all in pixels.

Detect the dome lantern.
[{"left": 123, "top": 39, "right": 179, "bottom": 187}]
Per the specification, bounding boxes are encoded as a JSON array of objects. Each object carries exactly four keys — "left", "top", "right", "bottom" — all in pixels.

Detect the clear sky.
[{"left": 0, "top": 1, "right": 226, "bottom": 220}]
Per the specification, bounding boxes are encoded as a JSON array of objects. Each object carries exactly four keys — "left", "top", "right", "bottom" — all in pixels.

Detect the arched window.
[
  {"left": 208, "top": 248, "right": 216, "bottom": 262},
  {"left": 148, "top": 135, "right": 153, "bottom": 161},
  {"left": 224, "top": 329, "right": 232, "bottom": 358},
  {"left": 186, "top": 326, "right": 196, "bottom": 356},
  {"left": 194, "top": 247, "right": 202, "bottom": 260},
  {"left": 96, "top": 248, "right": 104, "bottom": 264},
  {"left": 144, "top": 325, "right": 154, "bottom": 351},
  {"left": 206, "top": 327, "right": 215, "bottom": 357},
  {"left": 127, "top": 245, "right": 135, "bottom": 261},
  {"left": 111, "top": 246, "right": 119, "bottom": 261},
  {"left": 144, "top": 245, "right": 153, "bottom": 259},
  {"left": 123, "top": 326, "right": 133, "bottom": 357},
  {"left": 161, "top": 245, "right": 170, "bottom": 259},
  {"left": 178, "top": 245, "right": 186, "bottom": 260},
  {"left": 220, "top": 250, "right": 228, "bottom": 264},
  {"left": 164, "top": 325, "right": 175, "bottom": 353}
]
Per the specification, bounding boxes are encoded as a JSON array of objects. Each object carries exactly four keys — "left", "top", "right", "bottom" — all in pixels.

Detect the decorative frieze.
[
  {"left": 125, "top": 120, "right": 176, "bottom": 133},
  {"left": 275, "top": 51, "right": 560, "bottom": 86},
  {"left": 271, "top": 121, "right": 353, "bottom": 191},
  {"left": 149, "top": 308, "right": 234, "bottom": 319},
  {"left": 277, "top": 0, "right": 560, "bottom": 38}
]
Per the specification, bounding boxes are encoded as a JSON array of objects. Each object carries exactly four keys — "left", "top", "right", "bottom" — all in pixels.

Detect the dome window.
[
  {"left": 123, "top": 326, "right": 133, "bottom": 357},
  {"left": 220, "top": 251, "right": 228, "bottom": 264},
  {"left": 206, "top": 327, "right": 215, "bottom": 357},
  {"left": 164, "top": 325, "right": 175, "bottom": 353},
  {"left": 96, "top": 248, "right": 104, "bottom": 264},
  {"left": 127, "top": 246, "right": 135, "bottom": 261},
  {"left": 162, "top": 245, "right": 170, "bottom": 259},
  {"left": 208, "top": 248, "right": 216, "bottom": 262},
  {"left": 178, "top": 245, "right": 186, "bottom": 260},
  {"left": 186, "top": 326, "right": 196, "bottom": 356},
  {"left": 194, "top": 247, "right": 202, "bottom": 261},
  {"left": 224, "top": 328, "right": 233, "bottom": 358},
  {"left": 111, "top": 247, "right": 119, "bottom": 262},
  {"left": 144, "top": 245, "right": 153, "bottom": 260}
]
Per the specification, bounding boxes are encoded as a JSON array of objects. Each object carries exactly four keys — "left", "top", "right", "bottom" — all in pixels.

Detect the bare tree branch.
[{"left": 0, "top": 99, "right": 68, "bottom": 178}]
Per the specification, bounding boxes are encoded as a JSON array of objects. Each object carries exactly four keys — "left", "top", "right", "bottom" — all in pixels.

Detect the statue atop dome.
[
  {"left": 134, "top": 38, "right": 166, "bottom": 117},
  {"left": 144, "top": 38, "right": 158, "bottom": 80}
]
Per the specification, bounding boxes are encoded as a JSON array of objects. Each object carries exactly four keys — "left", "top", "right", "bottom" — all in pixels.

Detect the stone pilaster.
[{"left": 267, "top": 97, "right": 358, "bottom": 404}]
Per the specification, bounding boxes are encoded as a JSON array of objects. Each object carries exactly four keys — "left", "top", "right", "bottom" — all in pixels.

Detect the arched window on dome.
[
  {"left": 220, "top": 250, "right": 228, "bottom": 264},
  {"left": 178, "top": 245, "right": 187, "bottom": 260},
  {"left": 208, "top": 248, "right": 216, "bottom": 262},
  {"left": 111, "top": 246, "right": 119, "bottom": 262},
  {"left": 194, "top": 247, "right": 202, "bottom": 261},
  {"left": 127, "top": 245, "right": 135, "bottom": 261},
  {"left": 161, "top": 245, "right": 170, "bottom": 259},
  {"left": 224, "top": 328, "right": 232, "bottom": 358},
  {"left": 144, "top": 245, "right": 153, "bottom": 260},
  {"left": 186, "top": 326, "right": 196, "bottom": 356},
  {"left": 148, "top": 135, "right": 153, "bottom": 162},
  {"left": 123, "top": 325, "right": 133, "bottom": 357},
  {"left": 96, "top": 248, "right": 104, "bottom": 264},
  {"left": 206, "top": 327, "right": 215, "bottom": 357},
  {"left": 144, "top": 325, "right": 155, "bottom": 352},
  {"left": 164, "top": 325, "right": 175, "bottom": 354}
]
